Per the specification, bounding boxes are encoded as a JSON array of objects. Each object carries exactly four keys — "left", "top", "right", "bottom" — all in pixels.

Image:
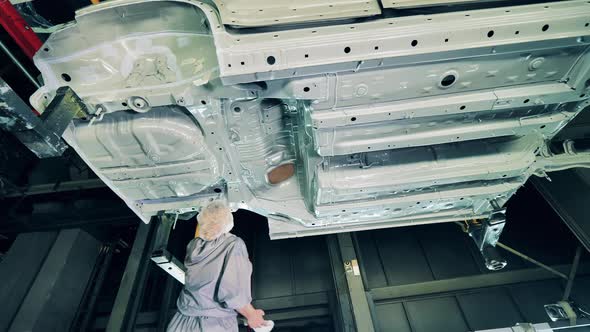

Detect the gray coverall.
[{"left": 167, "top": 233, "right": 252, "bottom": 332}]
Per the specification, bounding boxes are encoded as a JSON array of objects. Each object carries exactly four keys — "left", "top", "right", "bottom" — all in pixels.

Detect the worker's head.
[{"left": 196, "top": 201, "right": 234, "bottom": 241}]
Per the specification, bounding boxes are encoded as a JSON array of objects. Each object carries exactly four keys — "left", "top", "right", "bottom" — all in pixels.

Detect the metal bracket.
[
  {"left": 467, "top": 209, "right": 508, "bottom": 271},
  {"left": 150, "top": 214, "right": 186, "bottom": 284}
]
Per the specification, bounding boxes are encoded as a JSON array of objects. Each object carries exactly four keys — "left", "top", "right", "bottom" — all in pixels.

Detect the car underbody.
[{"left": 29, "top": 0, "right": 590, "bottom": 249}]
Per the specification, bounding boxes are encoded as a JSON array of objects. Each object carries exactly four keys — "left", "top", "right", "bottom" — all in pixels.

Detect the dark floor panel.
[
  {"left": 405, "top": 297, "right": 470, "bottom": 332},
  {"left": 570, "top": 275, "right": 590, "bottom": 310},
  {"left": 418, "top": 224, "right": 480, "bottom": 280},
  {"left": 373, "top": 227, "right": 434, "bottom": 286},
  {"left": 356, "top": 232, "right": 388, "bottom": 289},
  {"left": 457, "top": 288, "right": 524, "bottom": 330},
  {"left": 508, "top": 280, "right": 565, "bottom": 323},
  {"left": 291, "top": 237, "right": 333, "bottom": 294},
  {"left": 253, "top": 238, "right": 296, "bottom": 299},
  {"left": 374, "top": 302, "right": 412, "bottom": 332}
]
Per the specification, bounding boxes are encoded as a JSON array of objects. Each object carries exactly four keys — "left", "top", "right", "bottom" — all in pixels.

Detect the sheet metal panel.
[
  {"left": 374, "top": 303, "right": 412, "bottom": 332},
  {"left": 0, "top": 232, "right": 58, "bottom": 331},
  {"left": 508, "top": 280, "right": 565, "bottom": 323},
  {"left": 213, "top": 0, "right": 381, "bottom": 27},
  {"left": 417, "top": 223, "right": 480, "bottom": 279},
  {"left": 457, "top": 289, "right": 524, "bottom": 330},
  {"left": 405, "top": 297, "right": 470, "bottom": 332},
  {"left": 373, "top": 228, "right": 435, "bottom": 286},
  {"left": 381, "top": 0, "right": 506, "bottom": 9}
]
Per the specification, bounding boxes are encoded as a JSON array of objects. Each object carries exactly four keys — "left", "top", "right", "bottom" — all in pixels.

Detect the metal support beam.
[
  {"left": 532, "top": 170, "right": 590, "bottom": 252},
  {"left": 371, "top": 263, "right": 590, "bottom": 302},
  {"left": 327, "top": 233, "right": 375, "bottom": 332},
  {"left": 0, "top": 79, "right": 88, "bottom": 158},
  {"left": 106, "top": 221, "right": 157, "bottom": 332},
  {"left": 563, "top": 245, "right": 583, "bottom": 301},
  {"left": 151, "top": 214, "right": 187, "bottom": 284}
]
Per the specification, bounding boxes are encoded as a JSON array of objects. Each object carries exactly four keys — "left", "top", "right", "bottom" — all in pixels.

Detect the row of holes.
[{"left": 249, "top": 23, "right": 571, "bottom": 69}]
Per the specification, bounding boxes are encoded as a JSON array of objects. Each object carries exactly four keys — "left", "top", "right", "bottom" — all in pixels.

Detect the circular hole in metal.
[
  {"left": 487, "top": 30, "right": 494, "bottom": 38},
  {"left": 61, "top": 73, "right": 71, "bottom": 82},
  {"left": 540, "top": 125, "right": 546, "bottom": 129},
  {"left": 121, "top": 102, "right": 128, "bottom": 107},
  {"left": 234, "top": 107, "right": 241, "bottom": 113},
  {"left": 266, "top": 56, "right": 276, "bottom": 65},
  {"left": 351, "top": 117, "right": 357, "bottom": 122},
  {"left": 411, "top": 40, "right": 418, "bottom": 47},
  {"left": 344, "top": 46, "right": 351, "bottom": 54},
  {"left": 460, "top": 105, "right": 466, "bottom": 110},
  {"left": 201, "top": 100, "right": 207, "bottom": 105},
  {"left": 213, "top": 188, "right": 222, "bottom": 193},
  {"left": 441, "top": 74, "right": 456, "bottom": 87},
  {"left": 524, "top": 99, "right": 530, "bottom": 103},
  {"left": 303, "top": 87, "right": 310, "bottom": 92},
  {"left": 542, "top": 24, "right": 550, "bottom": 31},
  {"left": 515, "top": 31, "right": 520, "bottom": 35}
]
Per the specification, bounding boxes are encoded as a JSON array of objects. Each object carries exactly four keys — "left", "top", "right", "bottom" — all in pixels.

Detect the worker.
[{"left": 167, "top": 201, "right": 268, "bottom": 331}]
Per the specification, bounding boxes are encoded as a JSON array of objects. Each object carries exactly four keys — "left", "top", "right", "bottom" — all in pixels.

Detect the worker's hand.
[{"left": 247, "top": 309, "right": 266, "bottom": 328}]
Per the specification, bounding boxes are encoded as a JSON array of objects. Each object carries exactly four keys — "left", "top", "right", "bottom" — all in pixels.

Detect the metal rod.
[
  {"left": 563, "top": 245, "right": 583, "bottom": 301},
  {"left": 496, "top": 242, "right": 568, "bottom": 280},
  {"left": 0, "top": 40, "right": 40, "bottom": 88}
]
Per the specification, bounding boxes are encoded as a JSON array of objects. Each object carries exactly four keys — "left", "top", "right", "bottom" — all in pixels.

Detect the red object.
[{"left": 0, "top": 0, "right": 43, "bottom": 59}]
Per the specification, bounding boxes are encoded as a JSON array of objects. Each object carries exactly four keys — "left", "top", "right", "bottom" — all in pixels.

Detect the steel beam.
[
  {"left": 532, "top": 170, "right": 590, "bottom": 252},
  {"left": 327, "top": 233, "right": 376, "bottom": 332},
  {"left": 371, "top": 263, "right": 590, "bottom": 302},
  {"left": 106, "top": 221, "right": 157, "bottom": 332},
  {"left": 8, "top": 229, "right": 102, "bottom": 331}
]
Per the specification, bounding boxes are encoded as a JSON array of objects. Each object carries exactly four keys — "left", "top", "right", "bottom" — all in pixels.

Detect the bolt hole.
[
  {"left": 460, "top": 105, "right": 466, "bottom": 110},
  {"left": 43, "top": 47, "right": 49, "bottom": 52},
  {"left": 201, "top": 100, "right": 207, "bottom": 105},
  {"left": 515, "top": 31, "right": 520, "bottom": 35},
  {"left": 374, "top": 46, "right": 379, "bottom": 50},
  {"left": 122, "top": 102, "right": 128, "bottom": 107},
  {"left": 303, "top": 87, "right": 310, "bottom": 92},
  {"left": 444, "top": 38, "right": 449, "bottom": 42},
  {"left": 411, "top": 40, "right": 418, "bottom": 47},
  {"left": 351, "top": 117, "right": 357, "bottom": 122},
  {"left": 266, "top": 56, "right": 276, "bottom": 65},
  {"left": 344, "top": 46, "right": 351, "bottom": 54},
  {"left": 441, "top": 74, "right": 456, "bottom": 87},
  {"left": 487, "top": 30, "right": 494, "bottom": 38},
  {"left": 581, "top": 94, "right": 586, "bottom": 98},
  {"left": 214, "top": 188, "right": 222, "bottom": 193},
  {"left": 524, "top": 99, "right": 530, "bottom": 104},
  {"left": 240, "top": 61, "right": 245, "bottom": 65},
  {"left": 542, "top": 24, "right": 550, "bottom": 31},
  {"left": 304, "top": 54, "right": 309, "bottom": 58},
  {"left": 540, "top": 125, "right": 546, "bottom": 129},
  {"left": 234, "top": 107, "right": 241, "bottom": 113},
  {"left": 61, "top": 73, "right": 71, "bottom": 82}
]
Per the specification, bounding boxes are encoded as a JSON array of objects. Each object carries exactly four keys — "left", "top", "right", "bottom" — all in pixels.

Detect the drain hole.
[{"left": 266, "top": 56, "right": 276, "bottom": 65}]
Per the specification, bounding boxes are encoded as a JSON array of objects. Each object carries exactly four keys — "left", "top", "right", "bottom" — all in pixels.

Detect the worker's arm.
[{"left": 237, "top": 304, "right": 265, "bottom": 328}]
